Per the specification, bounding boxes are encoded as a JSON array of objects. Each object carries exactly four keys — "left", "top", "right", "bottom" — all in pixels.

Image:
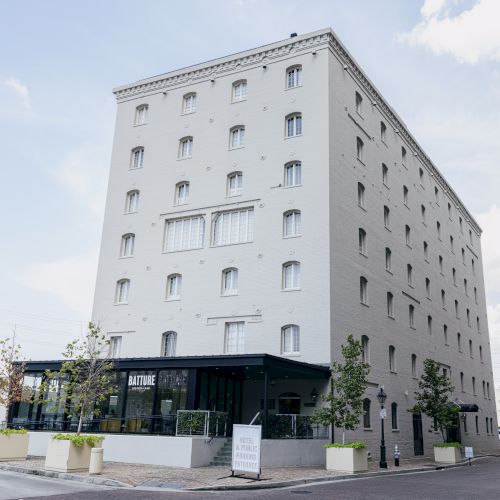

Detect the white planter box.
[
  {"left": 326, "top": 446, "right": 368, "bottom": 472},
  {"left": 44, "top": 437, "right": 104, "bottom": 472},
  {"left": 0, "top": 433, "right": 29, "bottom": 461},
  {"left": 433, "top": 446, "right": 462, "bottom": 464}
]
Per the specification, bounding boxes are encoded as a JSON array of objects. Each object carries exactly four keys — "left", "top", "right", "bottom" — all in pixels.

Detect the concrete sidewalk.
[{"left": 0, "top": 455, "right": 477, "bottom": 491}]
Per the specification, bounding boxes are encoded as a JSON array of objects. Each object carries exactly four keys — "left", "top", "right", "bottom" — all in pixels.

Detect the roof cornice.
[{"left": 112, "top": 28, "right": 481, "bottom": 234}]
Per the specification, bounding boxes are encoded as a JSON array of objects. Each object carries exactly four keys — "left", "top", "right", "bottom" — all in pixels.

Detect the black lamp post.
[{"left": 377, "top": 387, "right": 388, "bottom": 469}]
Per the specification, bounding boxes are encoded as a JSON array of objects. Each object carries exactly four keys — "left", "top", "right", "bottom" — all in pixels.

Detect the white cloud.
[
  {"left": 3, "top": 77, "right": 31, "bottom": 109},
  {"left": 18, "top": 252, "right": 98, "bottom": 317},
  {"left": 476, "top": 205, "right": 500, "bottom": 299},
  {"left": 399, "top": 0, "right": 500, "bottom": 64},
  {"left": 0, "top": 76, "right": 33, "bottom": 118}
]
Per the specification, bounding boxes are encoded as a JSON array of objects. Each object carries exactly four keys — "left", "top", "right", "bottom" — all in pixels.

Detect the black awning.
[{"left": 460, "top": 404, "right": 479, "bottom": 412}]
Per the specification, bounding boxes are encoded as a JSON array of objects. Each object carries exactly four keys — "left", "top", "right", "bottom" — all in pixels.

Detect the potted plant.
[
  {"left": 311, "top": 335, "right": 370, "bottom": 472},
  {"left": 410, "top": 359, "right": 461, "bottom": 463},
  {"left": 0, "top": 333, "right": 29, "bottom": 460},
  {"left": 43, "top": 323, "right": 114, "bottom": 472}
]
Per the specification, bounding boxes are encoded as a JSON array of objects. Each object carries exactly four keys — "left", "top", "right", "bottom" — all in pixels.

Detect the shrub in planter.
[
  {"left": 0, "top": 429, "right": 29, "bottom": 461},
  {"left": 44, "top": 434, "right": 104, "bottom": 472},
  {"left": 433, "top": 442, "right": 462, "bottom": 464},
  {"left": 325, "top": 442, "right": 368, "bottom": 473}
]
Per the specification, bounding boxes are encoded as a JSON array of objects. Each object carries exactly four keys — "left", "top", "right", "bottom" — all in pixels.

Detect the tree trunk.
[
  {"left": 77, "top": 407, "right": 84, "bottom": 436},
  {"left": 342, "top": 428, "right": 346, "bottom": 444}
]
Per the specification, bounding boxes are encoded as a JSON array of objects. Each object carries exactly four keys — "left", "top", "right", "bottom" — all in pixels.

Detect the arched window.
[
  {"left": 475, "top": 415, "right": 479, "bottom": 434},
  {"left": 229, "top": 126, "right": 245, "bottom": 149},
  {"left": 469, "top": 339, "right": 473, "bottom": 358},
  {"left": 421, "top": 204, "right": 426, "bottom": 222},
  {"left": 409, "top": 305, "right": 415, "bottom": 328},
  {"left": 125, "top": 190, "right": 140, "bottom": 213},
  {"left": 357, "top": 182, "right": 365, "bottom": 208},
  {"left": 182, "top": 92, "right": 197, "bottom": 114},
  {"left": 361, "top": 335, "right": 369, "bottom": 364},
  {"left": 436, "top": 221, "right": 441, "bottom": 238},
  {"left": 360, "top": 276, "right": 368, "bottom": 304},
  {"left": 460, "top": 371, "right": 464, "bottom": 391},
  {"left": 178, "top": 136, "right": 193, "bottom": 159},
  {"left": 284, "top": 161, "right": 302, "bottom": 187},
  {"left": 401, "top": 146, "right": 407, "bottom": 165},
  {"left": 391, "top": 402, "right": 398, "bottom": 430},
  {"left": 411, "top": 354, "right": 417, "bottom": 378},
  {"left": 405, "top": 225, "right": 411, "bottom": 246},
  {"left": 166, "top": 274, "right": 182, "bottom": 300},
  {"left": 130, "top": 147, "right": 144, "bottom": 169},
  {"left": 175, "top": 181, "right": 190, "bottom": 205},
  {"left": 282, "top": 325, "right": 300, "bottom": 355},
  {"left": 355, "top": 91, "right": 363, "bottom": 114},
  {"left": 363, "top": 398, "right": 371, "bottom": 428},
  {"left": 403, "top": 185, "right": 409, "bottom": 204},
  {"left": 358, "top": 228, "right": 367, "bottom": 254},
  {"left": 482, "top": 380, "right": 486, "bottom": 398},
  {"left": 383, "top": 206, "right": 390, "bottom": 228},
  {"left": 407, "top": 264, "right": 413, "bottom": 286},
  {"left": 443, "top": 324, "right": 448, "bottom": 345},
  {"left": 286, "top": 65, "right": 302, "bottom": 89},
  {"left": 134, "top": 104, "right": 148, "bottom": 125},
  {"left": 479, "top": 345, "right": 483, "bottom": 362},
  {"left": 227, "top": 172, "right": 243, "bottom": 196},
  {"left": 472, "top": 376, "right": 476, "bottom": 395},
  {"left": 120, "top": 233, "right": 135, "bottom": 258},
  {"left": 356, "top": 137, "right": 364, "bottom": 161},
  {"left": 162, "top": 331, "right": 177, "bottom": 357},
  {"left": 285, "top": 113, "right": 302, "bottom": 137},
  {"left": 283, "top": 261, "right": 301, "bottom": 290},
  {"left": 115, "top": 279, "right": 130, "bottom": 304},
  {"left": 222, "top": 268, "right": 239, "bottom": 296},
  {"left": 423, "top": 241, "right": 428, "bottom": 260},
  {"left": 428, "top": 315, "right": 433, "bottom": 335},
  {"left": 232, "top": 80, "right": 247, "bottom": 101},
  {"left": 425, "top": 277, "right": 431, "bottom": 298},
  {"left": 380, "top": 121, "right": 387, "bottom": 142},
  {"left": 457, "top": 332, "right": 462, "bottom": 352},
  {"left": 284, "top": 210, "right": 301, "bottom": 237},
  {"left": 387, "top": 292, "right": 394, "bottom": 317},
  {"left": 382, "top": 163, "right": 388, "bottom": 185},
  {"left": 389, "top": 345, "right": 396, "bottom": 372},
  {"left": 385, "top": 247, "right": 392, "bottom": 271}
]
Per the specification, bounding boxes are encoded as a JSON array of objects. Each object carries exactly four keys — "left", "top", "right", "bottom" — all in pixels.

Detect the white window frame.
[
  {"left": 285, "top": 113, "right": 302, "bottom": 138},
  {"left": 212, "top": 208, "right": 254, "bottom": 247},
  {"left": 166, "top": 274, "right": 182, "bottom": 300},
  {"left": 224, "top": 322, "right": 244, "bottom": 354},
  {"left": 175, "top": 181, "right": 190, "bottom": 205},
  {"left": 130, "top": 147, "right": 144, "bottom": 169},
  {"left": 283, "top": 210, "right": 301, "bottom": 238},
  {"left": 286, "top": 66, "right": 302, "bottom": 89},
  {"left": 282, "top": 261, "right": 301, "bottom": 290},
  {"left": 222, "top": 268, "right": 239, "bottom": 296},
  {"left": 182, "top": 93, "right": 197, "bottom": 114},
  {"left": 162, "top": 331, "right": 177, "bottom": 357},
  {"left": 179, "top": 137, "right": 193, "bottom": 159},
  {"left": 232, "top": 80, "right": 247, "bottom": 102},
  {"left": 229, "top": 126, "right": 245, "bottom": 149},
  {"left": 134, "top": 104, "right": 148, "bottom": 126},
  {"left": 115, "top": 279, "right": 130, "bottom": 304},
  {"left": 282, "top": 325, "right": 300, "bottom": 355},
  {"left": 109, "top": 336, "right": 122, "bottom": 357},
  {"left": 284, "top": 162, "right": 302, "bottom": 187},
  {"left": 125, "top": 190, "right": 140, "bottom": 213},
  {"left": 164, "top": 216, "right": 205, "bottom": 252},
  {"left": 120, "top": 233, "right": 135, "bottom": 258},
  {"left": 227, "top": 172, "right": 243, "bottom": 197}
]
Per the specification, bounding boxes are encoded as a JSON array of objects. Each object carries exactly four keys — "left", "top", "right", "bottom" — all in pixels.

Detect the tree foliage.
[
  {"left": 311, "top": 334, "right": 370, "bottom": 444},
  {"left": 409, "top": 358, "right": 459, "bottom": 442},
  {"left": 0, "top": 332, "right": 26, "bottom": 408},
  {"left": 42, "top": 323, "right": 115, "bottom": 435}
]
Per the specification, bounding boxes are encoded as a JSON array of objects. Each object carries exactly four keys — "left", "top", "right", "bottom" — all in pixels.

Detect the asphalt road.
[{"left": 3, "top": 457, "right": 500, "bottom": 500}]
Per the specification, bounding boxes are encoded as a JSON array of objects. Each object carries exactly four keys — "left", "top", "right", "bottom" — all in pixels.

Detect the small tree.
[
  {"left": 44, "top": 323, "right": 115, "bottom": 435},
  {"left": 311, "top": 334, "right": 370, "bottom": 444},
  {"left": 0, "top": 332, "right": 26, "bottom": 415},
  {"left": 410, "top": 358, "right": 459, "bottom": 442}
]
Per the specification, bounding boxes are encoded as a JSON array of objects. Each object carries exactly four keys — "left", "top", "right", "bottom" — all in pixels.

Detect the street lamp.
[{"left": 377, "top": 387, "right": 388, "bottom": 469}]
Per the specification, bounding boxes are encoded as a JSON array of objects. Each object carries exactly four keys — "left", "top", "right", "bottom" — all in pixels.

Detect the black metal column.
[
  {"left": 263, "top": 366, "right": 269, "bottom": 438},
  {"left": 380, "top": 406, "right": 387, "bottom": 468}
]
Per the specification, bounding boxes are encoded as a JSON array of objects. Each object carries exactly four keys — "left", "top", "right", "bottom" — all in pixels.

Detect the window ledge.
[
  {"left": 385, "top": 269, "right": 393, "bottom": 275},
  {"left": 387, "top": 315, "right": 395, "bottom": 320},
  {"left": 228, "top": 146, "right": 245, "bottom": 151},
  {"left": 284, "top": 84, "right": 302, "bottom": 91},
  {"left": 360, "top": 302, "right": 369, "bottom": 308},
  {"left": 358, "top": 204, "right": 367, "bottom": 212},
  {"left": 390, "top": 370, "right": 398, "bottom": 374},
  {"left": 231, "top": 98, "right": 247, "bottom": 104},
  {"left": 425, "top": 259, "right": 429, "bottom": 264},
  {"left": 114, "top": 302, "right": 129, "bottom": 306},
  {"left": 282, "top": 353, "right": 301, "bottom": 357},
  {"left": 363, "top": 428, "right": 373, "bottom": 432},
  {"left": 284, "top": 184, "right": 302, "bottom": 189},
  {"left": 359, "top": 252, "right": 368, "bottom": 259},
  {"left": 406, "top": 244, "right": 412, "bottom": 250},
  {"left": 119, "top": 256, "right": 134, "bottom": 259},
  {"left": 133, "top": 123, "right": 147, "bottom": 127},
  {"left": 410, "top": 326, "right": 416, "bottom": 331},
  {"left": 381, "top": 140, "right": 388, "bottom": 148},
  {"left": 404, "top": 203, "right": 410, "bottom": 209},
  {"left": 221, "top": 293, "right": 238, "bottom": 297},
  {"left": 177, "top": 156, "right": 192, "bottom": 161},
  {"left": 283, "top": 234, "right": 302, "bottom": 239},
  {"left": 385, "top": 227, "right": 392, "bottom": 233},
  {"left": 284, "top": 134, "right": 302, "bottom": 140},
  {"left": 129, "top": 167, "right": 143, "bottom": 171},
  {"left": 181, "top": 110, "right": 196, "bottom": 116},
  {"left": 357, "top": 158, "right": 366, "bottom": 167},
  {"left": 392, "top": 429, "right": 400, "bottom": 433},
  {"left": 282, "top": 288, "right": 301, "bottom": 292},
  {"left": 165, "top": 298, "right": 181, "bottom": 302}
]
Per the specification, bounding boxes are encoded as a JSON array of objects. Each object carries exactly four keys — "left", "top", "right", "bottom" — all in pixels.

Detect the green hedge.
[
  {"left": 433, "top": 442, "right": 462, "bottom": 448},
  {"left": 0, "top": 428, "right": 28, "bottom": 436},
  {"left": 325, "top": 441, "right": 365, "bottom": 449},
  {"left": 52, "top": 434, "right": 104, "bottom": 448}
]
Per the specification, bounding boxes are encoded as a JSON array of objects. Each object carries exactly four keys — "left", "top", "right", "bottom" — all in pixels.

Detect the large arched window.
[
  {"left": 162, "top": 331, "right": 177, "bottom": 357},
  {"left": 166, "top": 274, "right": 182, "bottom": 300},
  {"left": 115, "top": 279, "right": 130, "bottom": 304},
  {"left": 283, "top": 262, "right": 301, "bottom": 290},
  {"left": 175, "top": 181, "right": 190, "bottom": 205},
  {"left": 284, "top": 161, "right": 301, "bottom": 187},
  {"left": 285, "top": 113, "right": 302, "bottom": 138},
  {"left": 363, "top": 398, "right": 371, "bottom": 428},
  {"left": 283, "top": 210, "right": 301, "bottom": 237},
  {"left": 120, "top": 233, "right": 135, "bottom": 258},
  {"left": 212, "top": 208, "right": 254, "bottom": 246},
  {"left": 178, "top": 136, "right": 193, "bottom": 159},
  {"left": 282, "top": 325, "right": 300, "bottom": 355},
  {"left": 125, "top": 190, "right": 140, "bottom": 213},
  {"left": 286, "top": 65, "right": 302, "bottom": 89},
  {"left": 222, "top": 268, "right": 238, "bottom": 296},
  {"left": 229, "top": 126, "right": 245, "bottom": 149},
  {"left": 227, "top": 172, "right": 243, "bottom": 196},
  {"left": 134, "top": 104, "right": 148, "bottom": 125},
  {"left": 130, "top": 146, "right": 144, "bottom": 169},
  {"left": 232, "top": 80, "right": 247, "bottom": 102},
  {"left": 182, "top": 92, "right": 197, "bottom": 114}
]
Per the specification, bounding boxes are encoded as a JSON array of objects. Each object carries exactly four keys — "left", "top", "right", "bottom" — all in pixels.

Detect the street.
[{"left": 2, "top": 457, "right": 500, "bottom": 500}]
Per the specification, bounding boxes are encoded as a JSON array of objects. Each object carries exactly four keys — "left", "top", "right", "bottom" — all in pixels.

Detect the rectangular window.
[
  {"left": 285, "top": 162, "right": 302, "bottom": 187},
  {"left": 225, "top": 322, "right": 244, "bottom": 354},
  {"left": 287, "top": 67, "right": 302, "bottom": 89},
  {"left": 212, "top": 208, "right": 254, "bottom": 246},
  {"left": 165, "top": 216, "right": 205, "bottom": 252},
  {"left": 109, "top": 336, "right": 122, "bottom": 357}
]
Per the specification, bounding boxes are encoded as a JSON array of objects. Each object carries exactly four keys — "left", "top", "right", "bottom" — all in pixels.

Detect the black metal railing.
[{"left": 256, "top": 414, "right": 329, "bottom": 439}]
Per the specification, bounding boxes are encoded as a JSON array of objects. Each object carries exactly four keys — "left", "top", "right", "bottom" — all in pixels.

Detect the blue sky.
[{"left": 1, "top": 0, "right": 500, "bottom": 382}]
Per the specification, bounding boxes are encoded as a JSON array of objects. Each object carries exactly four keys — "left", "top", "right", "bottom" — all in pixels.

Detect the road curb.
[
  {"left": 0, "top": 463, "right": 131, "bottom": 488},
  {"left": 188, "top": 461, "right": 471, "bottom": 491}
]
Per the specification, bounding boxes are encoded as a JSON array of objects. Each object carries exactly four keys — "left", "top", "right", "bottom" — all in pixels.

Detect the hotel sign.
[
  {"left": 128, "top": 374, "right": 156, "bottom": 387},
  {"left": 231, "top": 424, "right": 262, "bottom": 477}
]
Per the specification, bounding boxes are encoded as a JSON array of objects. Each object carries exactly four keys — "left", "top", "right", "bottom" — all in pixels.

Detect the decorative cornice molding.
[{"left": 113, "top": 28, "right": 481, "bottom": 234}]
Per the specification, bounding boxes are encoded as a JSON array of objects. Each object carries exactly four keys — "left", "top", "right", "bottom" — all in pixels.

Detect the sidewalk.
[{"left": 0, "top": 455, "right": 471, "bottom": 491}]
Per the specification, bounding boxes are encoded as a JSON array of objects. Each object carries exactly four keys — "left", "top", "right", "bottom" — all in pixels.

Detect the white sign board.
[
  {"left": 465, "top": 446, "right": 474, "bottom": 459},
  {"left": 232, "top": 424, "right": 262, "bottom": 475},
  {"left": 379, "top": 408, "right": 387, "bottom": 419}
]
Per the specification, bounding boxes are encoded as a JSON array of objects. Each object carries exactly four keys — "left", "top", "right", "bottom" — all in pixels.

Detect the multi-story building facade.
[{"left": 12, "top": 28, "right": 497, "bottom": 461}]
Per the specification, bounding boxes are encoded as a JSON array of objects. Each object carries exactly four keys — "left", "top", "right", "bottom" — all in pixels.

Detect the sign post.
[
  {"left": 464, "top": 446, "right": 473, "bottom": 466},
  {"left": 231, "top": 424, "right": 262, "bottom": 480}
]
